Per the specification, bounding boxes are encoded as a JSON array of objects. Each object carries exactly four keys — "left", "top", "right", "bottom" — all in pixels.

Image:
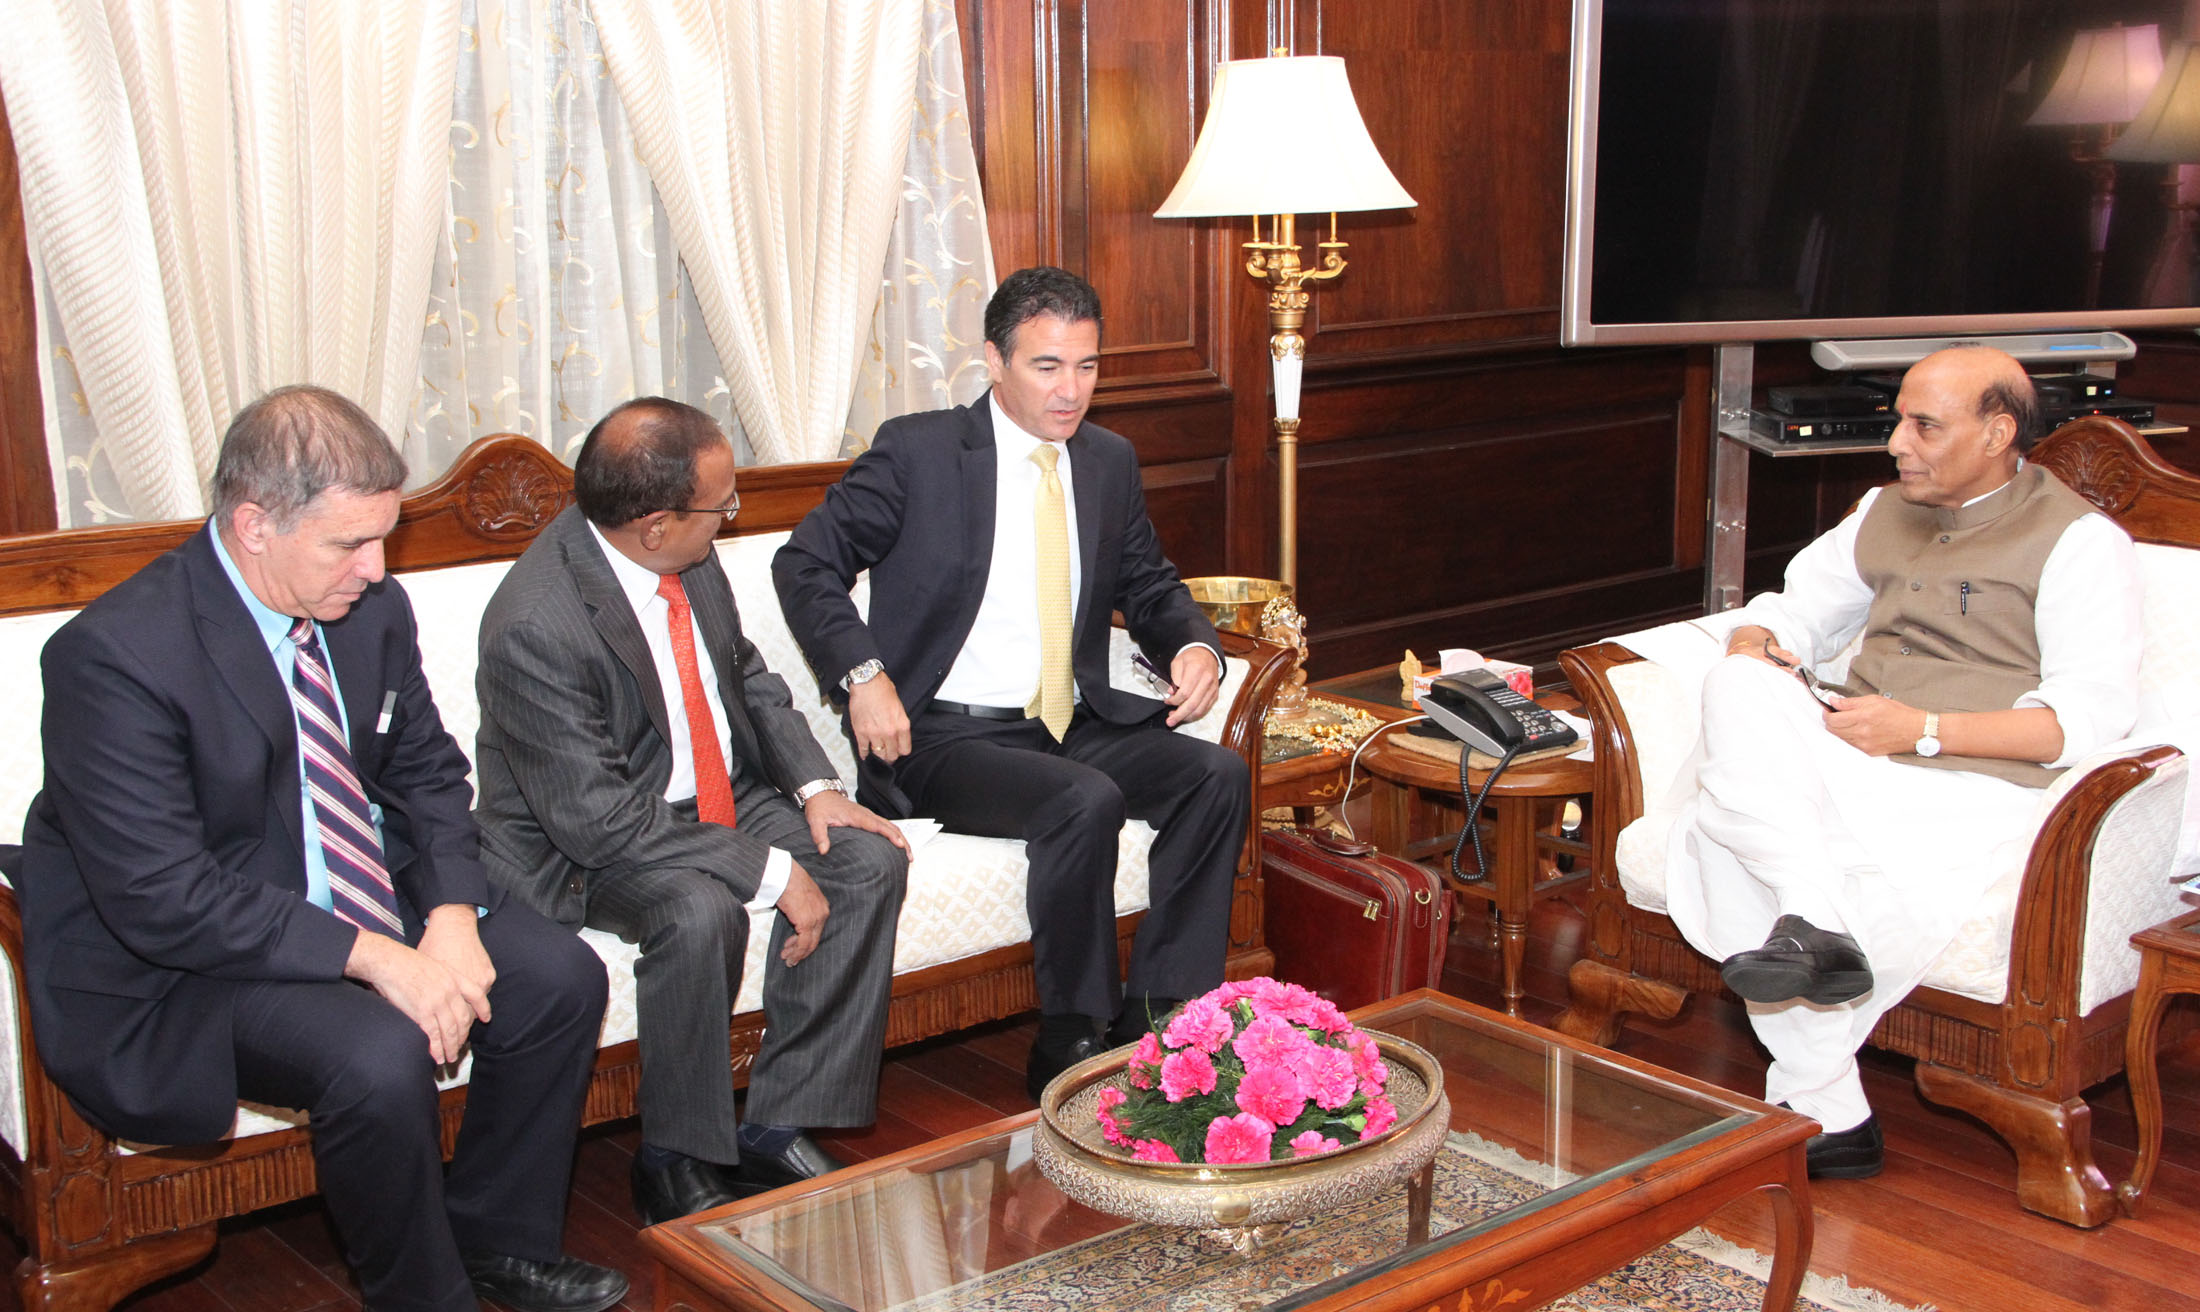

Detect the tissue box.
[{"left": 1410, "top": 653, "right": 1535, "bottom": 701}]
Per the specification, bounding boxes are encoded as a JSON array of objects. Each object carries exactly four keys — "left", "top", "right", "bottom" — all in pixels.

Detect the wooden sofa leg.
[
  {"left": 15, "top": 1225, "right": 218, "bottom": 1312},
  {"left": 1552, "top": 959, "right": 1687, "bottom": 1047},
  {"left": 1914, "top": 1062, "right": 2118, "bottom": 1228}
]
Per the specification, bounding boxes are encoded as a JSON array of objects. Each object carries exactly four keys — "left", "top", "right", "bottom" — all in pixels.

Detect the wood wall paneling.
[
  {"left": 0, "top": 84, "right": 57, "bottom": 535},
  {"left": 1288, "top": 0, "right": 1573, "bottom": 358}
]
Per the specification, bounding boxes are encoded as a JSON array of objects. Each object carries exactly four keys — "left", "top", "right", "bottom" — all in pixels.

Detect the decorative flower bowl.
[{"left": 1032, "top": 1031, "right": 1450, "bottom": 1249}]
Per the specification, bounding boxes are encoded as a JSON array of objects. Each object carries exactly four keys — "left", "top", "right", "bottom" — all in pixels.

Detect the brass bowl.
[
  {"left": 1183, "top": 576, "right": 1293, "bottom": 638},
  {"left": 1031, "top": 1032, "right": 1449, "bottom": 1247}
]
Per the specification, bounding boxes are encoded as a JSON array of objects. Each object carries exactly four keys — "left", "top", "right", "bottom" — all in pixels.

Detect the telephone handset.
[{"left": 1418, "top": 669, "right": 1579, "bottom": 758}]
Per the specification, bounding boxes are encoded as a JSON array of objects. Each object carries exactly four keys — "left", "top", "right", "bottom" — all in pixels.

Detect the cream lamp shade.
[
  {"left": 1154, "top": 56, "right": 1416, "bottom": 218},
  {"left": 2029, "top": 24, "right": 2163, "bottom": 126},
  {"left": 2109, "top": 41, "right": 2200, "bottom": 162}
]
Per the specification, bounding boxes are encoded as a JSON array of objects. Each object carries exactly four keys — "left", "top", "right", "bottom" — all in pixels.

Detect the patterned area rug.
[{"left": 898, "top": 1132, "right": 1928, "bottom": 1312}]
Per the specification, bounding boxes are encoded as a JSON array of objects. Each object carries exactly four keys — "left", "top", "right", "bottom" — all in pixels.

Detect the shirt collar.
[
  {"left": 988, "top": 393, "right": 1057, "bottom": 465},
  {"left": 208, "top": 517, "right": 303, "bottom": 653},
  {"left": 1959, "top": 458, "right": 2023, "bottom": 509},
  {"left": 586, "top": 519, "right": 670, "bottom": 616}
]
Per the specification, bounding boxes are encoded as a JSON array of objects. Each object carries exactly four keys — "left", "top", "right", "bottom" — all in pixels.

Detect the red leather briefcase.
[{"left": 1261, "top": 827, "right": 1452, "bottom": 1011}]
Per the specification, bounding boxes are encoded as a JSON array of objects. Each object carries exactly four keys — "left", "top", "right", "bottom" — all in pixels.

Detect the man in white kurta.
[{"left": 1664, "top": 347, "right": 2142, "bottom": 1175}]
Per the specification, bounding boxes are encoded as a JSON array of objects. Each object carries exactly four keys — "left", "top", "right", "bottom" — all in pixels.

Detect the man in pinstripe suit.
[{"left": 473, "top": 398, "right": 908, "bottom": 1226}]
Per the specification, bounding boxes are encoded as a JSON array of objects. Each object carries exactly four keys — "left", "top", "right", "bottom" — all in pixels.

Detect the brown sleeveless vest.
[{"left": 1844, "top": 463, "right": 2093, "bottom": 787}]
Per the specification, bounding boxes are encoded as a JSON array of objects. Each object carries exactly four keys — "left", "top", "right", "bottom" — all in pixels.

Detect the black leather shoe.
[
  {"left": 1107, "top": 996, "right": 1183, "bottom": 1048},
  {"left": 460, "top": 1252, "right": 628, "bottom": 1312},
  {"left": 1027, "top": 1033, "right": 1107, "bottom": 1102},
  {"left": 631, "top": 1152, "right": 739, "bottom": 1227},
  {"left": 729, "top": 1132, "right": 845, "bottom": 1195},
  {"left": 1805, "top": 1114, "right": 1884, "bottom": 1180},
  {"left": 1720, "top": 915, "right": 1874, "bottom": 1004}
]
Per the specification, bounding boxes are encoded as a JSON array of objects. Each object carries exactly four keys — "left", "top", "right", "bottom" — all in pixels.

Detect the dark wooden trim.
[{"left": 0, "top": 84, "right": 56, "bottom": 536}]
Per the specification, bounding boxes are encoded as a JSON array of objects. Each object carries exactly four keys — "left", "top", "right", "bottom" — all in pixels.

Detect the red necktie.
[{"left": 656, "top": 573, "right": 738, "bottom": 827}]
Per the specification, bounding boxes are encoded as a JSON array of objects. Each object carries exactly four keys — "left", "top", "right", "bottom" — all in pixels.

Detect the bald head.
[
  {"left": 1911, "top": 346, "right": 2042, "bottom": 453},
  {"left": 1888, "top": 347, "right": 2036, "bottom": 507},
  {"left": 573, "top": 397, "right": 730, "bottom": 529}
]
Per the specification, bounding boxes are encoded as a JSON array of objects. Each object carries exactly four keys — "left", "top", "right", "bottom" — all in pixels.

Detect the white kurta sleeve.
[
  {"left": 2013, "top": 512, "right": 2144, "bottom": 766},
  {"left": 1727, "top": 488, "right": 1880, "bottom": 670}
]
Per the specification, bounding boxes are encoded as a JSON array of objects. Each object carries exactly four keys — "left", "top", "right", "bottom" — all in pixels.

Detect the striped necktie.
[
  {"left": 288, "top": 618, "right": 403, "bottom": 938},
  {"left": 1030, "top": 444, "right": 1073, "bottom": 740},
  {"left": 657, "top": 573, "right": 739, "bottom": 826}
]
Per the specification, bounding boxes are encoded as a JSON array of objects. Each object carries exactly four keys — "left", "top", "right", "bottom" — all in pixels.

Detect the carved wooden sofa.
[
  {"left": 1554, "top": 416, "right": 2200, "bottom": 1229},
  {"left": 0, "top": 434, "right": 1291, "bottom": 1311}
]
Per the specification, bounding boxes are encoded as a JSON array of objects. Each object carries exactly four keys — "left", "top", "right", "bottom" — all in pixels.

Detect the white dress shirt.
[
  {"left": 934, "top": 393, "right": 1216, "bottom": 709},
  {"left": 935, "top": 395, "right": 1085, "bottom": 708},
  {"left": 588, "top": 523, "right": 793, "bottom": 906}
]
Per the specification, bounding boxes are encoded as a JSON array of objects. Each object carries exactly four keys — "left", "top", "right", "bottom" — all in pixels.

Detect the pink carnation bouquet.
[{"left": 1096, "top": 978, "right": 1396, "bottom": 1165}]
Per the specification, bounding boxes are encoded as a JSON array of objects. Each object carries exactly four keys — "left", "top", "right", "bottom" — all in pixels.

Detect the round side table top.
[{"left": 1357, "top": 725, "right": 1593, "bottom": 796}]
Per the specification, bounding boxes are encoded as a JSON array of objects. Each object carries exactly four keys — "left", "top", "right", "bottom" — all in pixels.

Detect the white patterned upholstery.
[
  {"left": 0, "top": 529, "right": 1251, "bottom": 1154},
  {"left": 1598, "top": 539, "right": 2197, "bottom": 1012}
]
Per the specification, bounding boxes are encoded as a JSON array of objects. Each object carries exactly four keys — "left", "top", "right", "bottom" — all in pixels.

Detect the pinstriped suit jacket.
[{"left": 471, "top": 507, "right": 840, "bottom": 927}]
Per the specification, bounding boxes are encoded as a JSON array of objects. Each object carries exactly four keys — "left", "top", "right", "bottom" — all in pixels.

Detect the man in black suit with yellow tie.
[
  {"left": 15, "top": 386, "right": 624, "bottom": 1312},
  {"left": 774, "top": 266, "right": 1247, "bottom": 1100}
]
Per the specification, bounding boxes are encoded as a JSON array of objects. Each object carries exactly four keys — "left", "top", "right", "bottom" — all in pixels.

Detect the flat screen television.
[{"left": 1562, "top": 0, "right": 2200, "bottom": 347}]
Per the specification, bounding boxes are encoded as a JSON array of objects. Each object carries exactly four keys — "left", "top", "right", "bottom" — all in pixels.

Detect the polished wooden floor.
[{"left": 14, "top": 895, "right": 2197, "bottom": 1312}]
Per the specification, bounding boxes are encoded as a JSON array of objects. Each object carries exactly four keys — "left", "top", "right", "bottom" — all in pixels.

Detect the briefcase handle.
[{"left": 1295, "top": 825, "right": 1376, "bottom": 859}]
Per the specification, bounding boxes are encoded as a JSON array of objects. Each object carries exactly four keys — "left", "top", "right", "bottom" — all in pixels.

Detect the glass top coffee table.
[{"left": 643, "top": 990, "right": 1815, "bottom": 1312}]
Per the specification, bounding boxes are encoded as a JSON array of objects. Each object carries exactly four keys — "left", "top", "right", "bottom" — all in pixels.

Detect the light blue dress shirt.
[{"left": 209, "top": 520, "right": 368, "bottom": 913}]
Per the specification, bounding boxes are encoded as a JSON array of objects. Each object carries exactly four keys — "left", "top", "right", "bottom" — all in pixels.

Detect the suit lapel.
[
  {"left": 680, "top": 551, "right": 767, "bottom": 770},
  {"left": 955, "top": 396, "right": 1000, "bottom": 639},
  {"left": 184, "top": 528, "right": 308, "bottom": 864},
  {"left": 1067, "top": 426, "right": 1103, "bottom": 651},
  {"left": 564, "top": 516, "right": 675, "bottom": 749}
]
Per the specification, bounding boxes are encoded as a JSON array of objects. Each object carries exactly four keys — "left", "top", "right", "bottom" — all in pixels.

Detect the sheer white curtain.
[
  {"left": 844, "top": 0, "right": 996, "bottom": 453},
  {"left": 593, "top": 0, "right": 925, "bottom": 465},
  {"left": 6, "top": 0, "right": 458, "bottom": 525},
  {"left": 406, "top": 0, "right": 744, "bottom": 473}
]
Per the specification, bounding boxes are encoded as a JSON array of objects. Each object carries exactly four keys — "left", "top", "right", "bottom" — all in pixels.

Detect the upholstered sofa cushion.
[{"left": 0, "top": 528, "right": 1249, "bottom": 1152}]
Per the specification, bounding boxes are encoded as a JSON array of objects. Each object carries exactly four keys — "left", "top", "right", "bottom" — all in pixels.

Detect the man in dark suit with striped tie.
[
  {"left": 15, "top": 387, "right": 625, "bottom": 1312},
  {"left": 472, "top": 398, "right": 908, "bottom": 1227}
]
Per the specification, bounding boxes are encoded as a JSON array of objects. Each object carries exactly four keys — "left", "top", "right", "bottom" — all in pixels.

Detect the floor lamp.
[
  {"left": 2108, "top": 40, "right": 2200, "bottom": 307},
  {"left": 1155, "top": 54, "right": 1412, "bottom": 729},
  {"left": 2028, "top": 24, "right": 2163, "bottom": 307},
  {"left": 1155, "top": 53, "right": 1414, "bottom": 592}
]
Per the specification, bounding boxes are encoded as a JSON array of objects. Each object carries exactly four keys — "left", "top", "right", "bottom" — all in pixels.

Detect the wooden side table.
[
  {"left": 1357, "top": 730, "right": 1593, "bottom": 1018},
  {"left": 2120, "top": 905, "right": 2200, "bottom": 1215}
]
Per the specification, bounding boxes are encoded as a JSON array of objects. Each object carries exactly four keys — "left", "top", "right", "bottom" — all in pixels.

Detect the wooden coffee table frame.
[{"left": 643, "top": 990, "right": 1816, "bottom": 1312}]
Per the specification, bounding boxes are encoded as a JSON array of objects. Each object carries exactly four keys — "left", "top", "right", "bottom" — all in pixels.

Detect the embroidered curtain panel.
[{"left": 5, "top": 0, "right": 458, "bottom": 522}]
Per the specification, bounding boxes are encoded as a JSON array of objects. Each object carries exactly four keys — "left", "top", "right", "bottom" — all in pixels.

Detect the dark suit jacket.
[
  {"left": 472, "top": 506, "right": 840, "bottom": 924},
  {"left": 16, "top": 525, "right": 491, "bottom": 1145},
  {"left": 772, "top": 393, "right": 1220, "bottom": 813}
]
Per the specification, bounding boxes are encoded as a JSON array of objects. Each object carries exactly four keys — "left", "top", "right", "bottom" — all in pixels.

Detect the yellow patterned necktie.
[{"left": 1030, "top": 444, "right": 1074, "bottom": 740}]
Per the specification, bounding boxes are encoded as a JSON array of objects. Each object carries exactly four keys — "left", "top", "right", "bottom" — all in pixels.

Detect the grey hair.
[{"left": 211, "top": 386, "right": 407, "bottom": 529}]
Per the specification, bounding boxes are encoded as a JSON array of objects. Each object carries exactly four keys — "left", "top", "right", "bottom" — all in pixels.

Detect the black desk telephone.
[{"left": 1417, "top": 669, "right": 1579, "bottom": 758}]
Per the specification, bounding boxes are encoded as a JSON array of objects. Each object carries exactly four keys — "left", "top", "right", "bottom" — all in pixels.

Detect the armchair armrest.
[
  {"left": 1559, "top": 642, "right": 1651, "bottom": 876},
  {"left": 2007, "top": 742, "right": 2189, "bottom": 1025}
]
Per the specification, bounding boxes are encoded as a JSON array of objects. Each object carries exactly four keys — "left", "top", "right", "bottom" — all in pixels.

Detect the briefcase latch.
[{"left": 1362, "top": 899, "right": 1380, "bottom": 921}]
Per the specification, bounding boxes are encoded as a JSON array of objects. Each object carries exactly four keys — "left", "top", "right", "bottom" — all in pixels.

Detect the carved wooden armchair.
[{"left": 1554, "top": 416, "right": 2200, "bottom": 1228}]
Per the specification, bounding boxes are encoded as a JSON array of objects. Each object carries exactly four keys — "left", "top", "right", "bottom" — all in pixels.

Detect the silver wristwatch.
[
  {"left": 793, "top": 779, "right": 848, "bottom": 806},
  {"left": 1914, "top": 711, "right": 1943, "bottom": 758},
  {"left": 844, "top": 658, "right": 885, "bottom": 690}
]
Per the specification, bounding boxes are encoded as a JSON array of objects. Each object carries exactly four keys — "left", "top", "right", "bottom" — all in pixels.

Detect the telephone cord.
[{"left": 1449, "top": 740, "right": 1521, "bottom": 887}]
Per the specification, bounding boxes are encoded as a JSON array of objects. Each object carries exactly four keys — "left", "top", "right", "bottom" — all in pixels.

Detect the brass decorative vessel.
[
  {"left": 1184, "top": 575, "right": 1293, "bottom": 638},
  {"left": 1031, "top": 1032, "right": 1449, "bottom": 1250}
]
